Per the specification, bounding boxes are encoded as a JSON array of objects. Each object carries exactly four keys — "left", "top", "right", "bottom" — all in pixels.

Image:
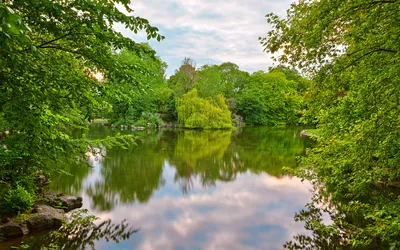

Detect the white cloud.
[{"left": 114, "top": 0, "right": 294, "bottom": 75}]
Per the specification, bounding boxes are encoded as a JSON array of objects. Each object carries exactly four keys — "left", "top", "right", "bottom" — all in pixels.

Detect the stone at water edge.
[
  {"left": 0, "top": 221, "right": 24, "bottom": 238},
  {"left": 59, "top": 195, "right": 83, "bottom": 212},
  {"left": 32, "top": 204, "right": 66, "bottom": 228},
  {"left": 26, "top": 213, "right": 55, "bottom": 231},
  {"left": 300, "top": 130, "right": 310, "bottom": 137}
]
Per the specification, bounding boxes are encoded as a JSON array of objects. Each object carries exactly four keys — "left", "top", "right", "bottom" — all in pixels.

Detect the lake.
[{"left": 50, "top": 125, "right": 314, "bottom": 250}]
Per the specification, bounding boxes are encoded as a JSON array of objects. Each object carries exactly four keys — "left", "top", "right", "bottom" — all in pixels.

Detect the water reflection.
[
  {"left": 88, "top": 133, "right": 165, "bottom": 210},
  {"left": 283, "top": 203, "right": 343, "bottom": 250},
  {"left": 14, "top": 210, "right": 138, "bottom": 250},
  {"left": 50, "top": 125, "right": 314, "bottom": 249},
  {"left": 169, "top": 130, "right": 235, "bottom": 192},
  {"left": 93, "top": 166, "right": 313, "bottom": 250}
]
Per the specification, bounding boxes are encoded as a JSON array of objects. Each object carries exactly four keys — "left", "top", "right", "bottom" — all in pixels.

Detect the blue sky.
[{"left": 115, "top": 0, "right": 294, "bottom": 76}]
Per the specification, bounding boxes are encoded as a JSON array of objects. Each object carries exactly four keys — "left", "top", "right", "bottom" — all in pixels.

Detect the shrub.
[
  {"left": 176, "top": 89, "right": 232, "bottom": 129},
  {"left": 134, "top": 118, "right": 147, "bottom": 127},
  {"left": 142, "top": 112, "right": 163, "bottom": 127},
  {"left": 3, "top": 185, "right": 35, "bottom": 214}
]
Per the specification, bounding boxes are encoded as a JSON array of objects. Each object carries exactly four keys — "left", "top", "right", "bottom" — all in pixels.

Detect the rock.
[
  {"left": 38, "top": 192, "right": 82, "bottom": 212},
  {"left": 300, "top": 130, "right": 308, "bottom": 136},
  {"left": 136, "top": 126, "right": 145, "bottom": 130},
  {"left": 0, "top": 221, "right": 24, "bottom": 238},
  {"left": 232, "top": 115, "right": 244, "bottom": 127},
  {"left": 1, "top": 217, "right": 11, "bottom": 224},
  {"left": 32, "top": 205, "right": 65, "bottom": 228},
  {"left": 59, "top": 196, "right": 83, "bottom": 212},
  {"left": 26, "top": 213, "right": 54, "bottom": 231},
  {"left": 41, "top": 190, "right": 58, "bottom": 205}
]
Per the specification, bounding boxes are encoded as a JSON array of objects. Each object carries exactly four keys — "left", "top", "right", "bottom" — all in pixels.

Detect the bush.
[
  {"left": 142, "top": 112, "right": 163, "bottom": 127},
  {"left": 15, "top": 175, "right": 37, "bottom": 194},
  {"left": 3, "top": 185, "right": 35, "bottom": 214},
  {"left": 176, "top": 89, "right": 233, "bottom": 129}
]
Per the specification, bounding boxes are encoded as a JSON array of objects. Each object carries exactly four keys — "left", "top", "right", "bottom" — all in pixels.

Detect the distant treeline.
[{"left": 102, "top": 50, "right": 312, "bottom": 129}]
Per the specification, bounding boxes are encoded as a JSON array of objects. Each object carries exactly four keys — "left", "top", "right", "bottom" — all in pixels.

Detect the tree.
[
  {"left": 167, "top": 58, "right": 198, "bottom": 97},
  {"left": 0, "top": 0, "right": 163, "bottom": 213},
  {"left": 269, "top": 65, "right": 311, "bottom": 93},
  {"left": 237, "top": 71, "right": 302, "bottom": 125},
  {"left": 176, "top": 89, "right": 233, "bottom": 129},
  {"left": 262, "top": 0, "right": 400, "bottom": 248},
  {"left": 218, "top": 62, "right": 250, "bottom": 98},
  {"left": 195, "top": 65, "right": 223, "bottom": 98},
  {"left": 105, "top": 46, "right": 168, "bottom": 126}
]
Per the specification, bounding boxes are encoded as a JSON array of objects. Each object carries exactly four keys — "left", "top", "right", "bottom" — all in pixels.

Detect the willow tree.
[
  {"left": 176, "top": 89, "right": 232, "bottom": 129},
  {"left": 0, "top": 0, "right": 163, "bottom": 213},
  {"left": 261, "top": 0, "right": 400, "bottom": 248}
]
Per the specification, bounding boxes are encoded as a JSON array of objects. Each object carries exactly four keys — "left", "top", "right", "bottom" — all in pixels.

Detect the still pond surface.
[{"left": 52, "top": 125, "right": 314, "bottom": 250}]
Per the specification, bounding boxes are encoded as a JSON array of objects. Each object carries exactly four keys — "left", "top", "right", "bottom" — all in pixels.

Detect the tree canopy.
[
  {"left": 262, "top": 0, "right": 400, "bottom": 248},
  {"left": 237, "top": 70, "right": 302, "bottom": 125},
  {"left": 0, "top": 0, "right": 163, "bottom": 215}
]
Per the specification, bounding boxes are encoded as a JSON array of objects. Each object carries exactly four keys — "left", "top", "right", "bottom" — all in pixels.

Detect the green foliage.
[
  {"left": 195, "top": 65, "right": 223, "bottom": 98},
  {"left": 237, "top": 71, "right": 303, "bottom": 125},
  {"left": 176, "top": 89, "right": 233, "bottom": 129},
  {"left": 105, "top": 48, "right": 170, "bottom": 126},
  {"left": 167, "top": 61, "right": 308, "bottom": 126},
  {"left": 218, "top": 62, "right": 250, "bottom": 99},
  {"left": 167, "top": 58, "right": 198, "bottom": 97},
  {"left": 0, "top": 0, "right": 164, "bottom": 213},
  {"left": 263, "top": 0, "right": 400, "bottom": 248},
  {"left": 169, "top": 61, "right": 253, "bottom": 116},
  {"left": 269, "top": 65, "right": 311, "bottom": 93},
  {"left": 3, "top": 185, "right": 35, "bottom": 214},
  {"left": 137, "top": 112, "right": 163, "bottom": 127}
]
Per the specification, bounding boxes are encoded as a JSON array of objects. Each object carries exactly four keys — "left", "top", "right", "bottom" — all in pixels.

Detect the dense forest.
[{"left": 0, "top": 0, "right": 399, "bottom": 249}]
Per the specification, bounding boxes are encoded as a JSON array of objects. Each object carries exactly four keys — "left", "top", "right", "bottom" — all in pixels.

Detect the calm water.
[{"left": 50, "top": 125, "right": 313, "bottom": 250}]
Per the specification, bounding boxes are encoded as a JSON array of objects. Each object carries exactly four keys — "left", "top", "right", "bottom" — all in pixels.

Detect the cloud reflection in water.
[
  {"left": 52, "top": 127, "right": 314, "bottom": 250},
  {"left": 91, "top": 161, "right": 312, "bottom": 250}
]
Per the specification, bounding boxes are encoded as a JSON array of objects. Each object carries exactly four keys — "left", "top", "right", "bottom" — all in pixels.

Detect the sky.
[{"left": 114, "top": 0, "right": 294, "bottom": 76}]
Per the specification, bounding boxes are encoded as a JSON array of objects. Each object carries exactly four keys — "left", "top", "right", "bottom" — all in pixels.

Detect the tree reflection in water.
[
  {"left": 46, "top": 125, "right": 315, "bottom": 249},
  {"left": 284, "top": 193, "right": 355, "bottom": 250},
  {"left": 20, "top": 210, "right": 138, "bottom": 250},
  {"left": 52, "top": 126, "right": 312, "bottom": 212}
]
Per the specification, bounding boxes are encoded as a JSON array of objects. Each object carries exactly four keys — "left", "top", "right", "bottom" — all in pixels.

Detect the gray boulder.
[
  {"left": 32, "top": 204, "right": 65, "bottom": 228},
  {"left": 41, "top": 190, "right": 59, "bottom": 205},
  {"left": 59, "top": 195, "right": 83, "bottom": 212},
  {"left": 26, "top": 213, "right": 54, "bottom": 231},
  {"left": 0, "top": 221, "right": 24, "bottom": 238}
]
